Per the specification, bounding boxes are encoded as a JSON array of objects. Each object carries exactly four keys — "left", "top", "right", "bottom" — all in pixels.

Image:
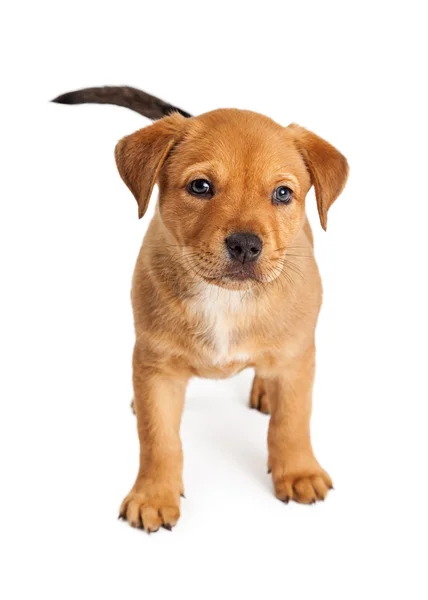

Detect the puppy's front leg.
[
  {"left": 120, "top": 344, "right": 188, "bottom": 532},
  {"left": 267, "top": 344, "right": 333, "bottom": 504}
]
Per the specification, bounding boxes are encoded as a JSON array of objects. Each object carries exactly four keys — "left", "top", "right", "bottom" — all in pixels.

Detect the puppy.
[{"left": 54, "top": 86, "right": 348, "bottom": 532}]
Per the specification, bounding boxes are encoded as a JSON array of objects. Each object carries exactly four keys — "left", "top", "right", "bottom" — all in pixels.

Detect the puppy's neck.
[
  {"left": 187, "top": 280, "right": 254, "bottom": 364},
  {"left": 189, "top": 280, "right": 251, "bottom": 312}
]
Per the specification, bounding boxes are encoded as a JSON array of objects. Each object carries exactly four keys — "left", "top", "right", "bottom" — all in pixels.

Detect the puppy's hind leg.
[{"left": 249, "top": 374, "right": 270, "bottom": 414}]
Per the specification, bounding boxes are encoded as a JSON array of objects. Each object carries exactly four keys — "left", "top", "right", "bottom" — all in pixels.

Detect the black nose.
[{"left": 225, "top": 232, "right": 263, "bottom": 263}]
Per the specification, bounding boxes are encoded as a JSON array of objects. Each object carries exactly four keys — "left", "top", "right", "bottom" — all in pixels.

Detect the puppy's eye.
[
  {"left": 187, "top": 179, "right": 214, "bottom": 198},
  {"left": 273, "top": 186, "right": 293, "bottom": 205}
]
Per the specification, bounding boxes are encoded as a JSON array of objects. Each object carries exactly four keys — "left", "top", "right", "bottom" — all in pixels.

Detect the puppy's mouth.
[
  {"left": 202, "top": 263, "right": 258, "bottom": 284},
  {"left": 223, "top": 267, "right": 257, "bottom": 281},
  {"left": 183, "top": 249, "right": 265, "bottom": 288}
]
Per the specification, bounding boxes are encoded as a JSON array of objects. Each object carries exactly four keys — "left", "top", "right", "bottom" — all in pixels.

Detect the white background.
[{"left": 1, "top": 1, "right": 427, "bottom": 598}]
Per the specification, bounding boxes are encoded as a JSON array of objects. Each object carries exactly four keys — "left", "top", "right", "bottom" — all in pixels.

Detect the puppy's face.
[{"left": 115, "top": 110, "right": 348, "bottom": 290}]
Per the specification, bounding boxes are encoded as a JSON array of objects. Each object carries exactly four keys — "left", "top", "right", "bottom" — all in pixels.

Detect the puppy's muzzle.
[{"left": 225, "top": 232, "right": 262, "bottom": 264}]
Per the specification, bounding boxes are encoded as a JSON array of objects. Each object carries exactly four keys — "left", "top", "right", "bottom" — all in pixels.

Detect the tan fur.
[{"left": 116, "top": 109, "right": 348, "bottom": 532}]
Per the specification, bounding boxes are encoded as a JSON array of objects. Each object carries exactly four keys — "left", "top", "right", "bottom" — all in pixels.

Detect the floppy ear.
[
  {"left": 114, "top": 113, "right": 185, "bottom": 218},
  {"left": 288, "top": 124, "right": 349, "bottom": 231}
]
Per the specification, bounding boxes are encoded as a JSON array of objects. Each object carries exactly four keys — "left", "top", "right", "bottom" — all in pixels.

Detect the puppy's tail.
[{"left": 51, "top": 86, "right": 192, "bottom": 120}]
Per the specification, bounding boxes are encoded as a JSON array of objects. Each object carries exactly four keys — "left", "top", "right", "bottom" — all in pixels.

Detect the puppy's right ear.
[{"left": 114, "top": 113, "right": 185, "bottom": 218}]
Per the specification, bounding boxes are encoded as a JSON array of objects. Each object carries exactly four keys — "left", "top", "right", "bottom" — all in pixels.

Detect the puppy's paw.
[
  {"left": 249, "top": 375, "right": 270, "bottom": 414},
  {"left": 272, "top": 467, "right": 333, "bottom": 504},
  {"left": 119, "top": 482, "right": 181, "bottom": 533}
]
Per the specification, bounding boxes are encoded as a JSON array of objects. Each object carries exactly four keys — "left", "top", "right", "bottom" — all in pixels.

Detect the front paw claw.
[
  {"left": 119, "top": 486, "right": 181, "bottom": 533},
  {"left": 274, "top": 471, "right": 333, "bottom": 504}
]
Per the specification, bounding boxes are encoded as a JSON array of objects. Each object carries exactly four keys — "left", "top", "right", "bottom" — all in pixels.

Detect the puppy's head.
[{"left": 115, "top": 109, "right": 348, "bottom": 290}]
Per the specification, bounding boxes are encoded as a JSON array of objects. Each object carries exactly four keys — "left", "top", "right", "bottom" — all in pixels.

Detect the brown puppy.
[{"left": 54, "top": 88, "right": 348, "bottom": 532}]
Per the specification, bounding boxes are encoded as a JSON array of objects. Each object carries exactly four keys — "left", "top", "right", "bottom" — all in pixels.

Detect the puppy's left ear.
[
  {"left": 288, "top": 124, "right": 349, "bottom": 230},
  {"left": 115, "top": 113, "right": 185, "bottom": 218}
]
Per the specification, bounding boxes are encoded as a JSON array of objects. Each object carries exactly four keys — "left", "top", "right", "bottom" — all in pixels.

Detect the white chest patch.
[{"left": 189, "top": 284, "right": 252, "bottom": 365}]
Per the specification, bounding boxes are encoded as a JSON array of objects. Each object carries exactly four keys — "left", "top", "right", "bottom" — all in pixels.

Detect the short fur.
[{"left": 55, "top": 87, "right": 348, "bottom": 532}]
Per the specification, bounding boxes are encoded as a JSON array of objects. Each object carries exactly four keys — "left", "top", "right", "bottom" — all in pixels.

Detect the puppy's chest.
[{"left": 189, "top": 286, "right": 253, "bottom": 367}]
